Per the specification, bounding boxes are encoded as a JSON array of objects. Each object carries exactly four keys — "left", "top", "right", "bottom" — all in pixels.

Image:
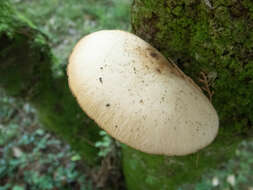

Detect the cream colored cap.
[{"left": 67, "top": 30, "right": 219, "bottom": 156}]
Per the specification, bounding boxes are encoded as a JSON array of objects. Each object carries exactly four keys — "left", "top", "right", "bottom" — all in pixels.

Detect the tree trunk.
[
  {"left": 0, "top": 1, "right": 101, "bottom": 165},
  {"left": 121, "top": 0, "right": 253, "bottom": 189}
]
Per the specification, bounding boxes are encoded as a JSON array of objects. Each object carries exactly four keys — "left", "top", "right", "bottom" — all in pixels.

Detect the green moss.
[
  {"left": 0, "top": 1, "right": 101, "bottom": 165},
  {"left": 133, "top": 0, "right": 253, "bottom": 137},
  {"left": 125, "top": 0, "right": 253, "bottom": 189},
  {"left": 122, "top": 131, "right": 241, "bottom": 190}
]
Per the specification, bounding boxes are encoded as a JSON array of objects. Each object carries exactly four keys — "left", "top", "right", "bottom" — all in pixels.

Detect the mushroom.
[{"left": 67, "top": 30, "right": 219, "bottom": 156}]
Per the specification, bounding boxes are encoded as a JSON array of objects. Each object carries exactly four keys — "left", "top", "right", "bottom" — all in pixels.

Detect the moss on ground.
[
  {"left": 123, "top": 0, "right": 253, "bottom": 189},
  {"left": 0, "top": 1, "right": 101, "bottom": 165}
]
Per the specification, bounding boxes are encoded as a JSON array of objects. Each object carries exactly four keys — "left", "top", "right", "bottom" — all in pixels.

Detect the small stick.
[{"left": 199, "top": 71, "right": 214, "bottom": 101}]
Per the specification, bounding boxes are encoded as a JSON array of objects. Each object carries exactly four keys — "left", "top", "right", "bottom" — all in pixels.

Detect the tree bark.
[
  {"left": 0, "top": 1, "right": 101, "bottom": 165},
  {"left": 121, "top": 0, "right": 253, "bottom": 189}
]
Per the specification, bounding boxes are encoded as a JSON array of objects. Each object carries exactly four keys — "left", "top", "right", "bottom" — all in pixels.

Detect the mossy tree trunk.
[
  {"left": 121, "top": 0, "right": 253, "bottom": 189},
  {"left": 0, "top": 1, "right": 101, "bottom": 165}
]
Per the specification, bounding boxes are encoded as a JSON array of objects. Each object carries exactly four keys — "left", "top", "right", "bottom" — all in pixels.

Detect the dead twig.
[{"left": 198, "top": 71, "right": 214, "bottom": 101}]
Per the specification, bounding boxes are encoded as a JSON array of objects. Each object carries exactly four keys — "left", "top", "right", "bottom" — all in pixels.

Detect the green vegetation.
[
  {"left": 186, "top": 140, "right": 253, "bottom": 190},
  {"left": 0, "top": 90, "right": 92, "bottom": 190},
  {"left": 0, "top": 0, "right": 100, "bottom": 165},
  {"left": 10, "top": 0, "right": 131, "bottom": 67}
]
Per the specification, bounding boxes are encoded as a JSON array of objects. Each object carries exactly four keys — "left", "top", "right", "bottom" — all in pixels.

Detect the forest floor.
[{"left": 0, "top": 0, "right": 253, "bottom": 190}]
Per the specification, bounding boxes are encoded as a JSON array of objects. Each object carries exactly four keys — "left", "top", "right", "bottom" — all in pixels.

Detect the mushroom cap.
[{"left": 67, "top": 30, "right": 219, "bottom": 156}]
